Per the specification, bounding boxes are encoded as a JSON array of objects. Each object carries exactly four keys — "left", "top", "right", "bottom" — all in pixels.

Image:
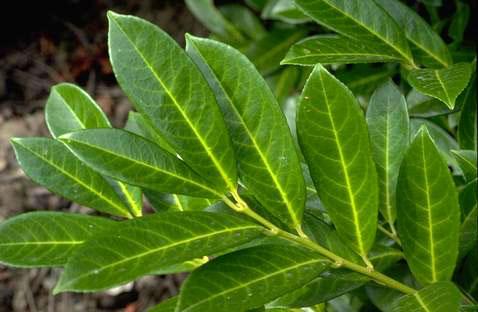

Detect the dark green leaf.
[
  {"left": 60, "top": 129, "right": 221, "bottom": 198},
  {"left": 336, "top": 64, "right": 397, "bottom": 96},
  {"left": 177, "top": 245, "right": 329, "bottom": 311},
  {"left": 452, "top": 150, "right": 477, "bottom": 182},
  {"left": 186, "top": 36, "right": 305, "bottom": 229},
  {"left": 458, "top": 74, "right": 477, "bottom": 151},
  {"left": 0, "top": 212, "right": 114, "bottom": 267},
  {"left": 391, "top": 282, "right": 461, "bottom": 312},
  {"left": 108, "top": 12, "right": 237, "bottom": 193},
  {"left": 293, "top": 0, "right": 414, "bottom": 65},
  {"left": 282, "top": 35, "right": 404, "bottom": 66},
  {"left": 407, "top": 89, "right": 453, "bottom": 118},
  {"left": 397, "top": 127, "right": 460, "bottom": 284},
  {"left": 407, "top": 62, "right": 473, "bottom": 109},
  {"left": 54, "top": 212, "right": 264, "bottom": 293},
  {"left": 448, "top": 1, "right": 470, "bottom": 46},
  {"left": 458, "top": 179, "right": 477, "bottom": 259},
  {"left": 366, "top": 81, "right": 409, "bottom": 231},
  {"left": 458, "top": 247, "right": 478, "bottom": 300},
  {"left": 298, "top": 65, "right": 378, "bottom": 261},
  {"left": 375, "top": 0, "right": 452, "bottom": 68},
  {"left": 11, "top": 137, "right": 131, "bottom": 218}
]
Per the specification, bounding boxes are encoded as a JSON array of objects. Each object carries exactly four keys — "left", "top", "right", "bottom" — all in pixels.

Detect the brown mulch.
[{"left": 0, "top": 1, "right": 208, "bottom": 311}]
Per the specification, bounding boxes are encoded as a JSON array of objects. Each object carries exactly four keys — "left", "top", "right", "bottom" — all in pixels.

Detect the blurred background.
[{"left": 0, "top": 1, "right": 209, "bottom": 311}]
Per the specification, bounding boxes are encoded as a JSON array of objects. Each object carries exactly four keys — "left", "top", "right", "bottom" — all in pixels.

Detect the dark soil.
[{"left": 0, "top": 1, "right": 207, "bottom": 311}]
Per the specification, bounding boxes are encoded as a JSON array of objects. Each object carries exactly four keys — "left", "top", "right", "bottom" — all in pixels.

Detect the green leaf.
[
  {"left": 186, "top": 36, "right": 305, "bottom": 229},
  {"left": 262, "top": 0, "right": 310, "bottom": 24},
  {"left": 45, "top": 83, "right": 111, "bottom": 137},
  {"left": 54, "top": 212, "right": 264, "bottom": 293},
  {"left": 124, "top": 111, "right": 175, "bottom": 154},
  {"left": 366, "top": 81, "right": 409, "bottom": 231},
  {"left": 375, "top": 0, "right": 452, "bottom": 68},
  {"left": 452, "top": 150, "right": 477, "bottom": 182},
  {"left": 148, "top": 297, "right": 178, "bottom": 312},
  {"left": 407, "top": 89, "right": 453, "bottom": 118},
  {"left": 59, "top": 129, "right": 221, "bottom": 198},
  {"left": 219, "top": 4, "right": 267, "bottom": 41},
  {"left": 45, "top": 83, "right": 142, "bottom": 217},
  {"left": 448, "top": 1, "right": 470, "bottom": 46},
  {"left": 458, "top": 179, "right": 477, "bottom": 259},
  {"left": 0, "top": 212, "right": 114, "bottom": 267},
  {"left": 407, "top": 62, "right": 473, "bottom": 109},
  {"left": 458, "top": 247, "right": 478, "bottom": 300},
  {"left": 10, "top": 137, "right": 131, "bottom": 218},
  {"left": 297, "top": 65, "right": 378, "bottom": 260},
  {"left": 282, "top": 35, "right": 404, "bottom": 66},
  {"left": 177, "top": 245, "right": 329, "bottom": 311},
  {"left": 145, "top": 191, "right": 216, "bottom": 212},
  {"left": 335, "top": 64, "right": 397, "bottom": 96},
  {"left": 293, "top": 0, "right": 414, "bottom": 65},
  {"left": 185, "top": 0, "right": 246, "bottom": 45},
  {"left": 107, "top": 12, "right": 237, "bottom": 193},
  {"left": 391, "top": 282, "right": 461, "bottom": 312},
  {"left": 458, "top": 74, "right": 477, "bottom": 151},
  {"left": 396, "top": 127, "right": 460, "bottom": 284},
  {"left": 245, "top": 27, "right": 306, "bottom": 75},
  {"left": 267, "top": 66, "right": 301, "bottom": 107}
]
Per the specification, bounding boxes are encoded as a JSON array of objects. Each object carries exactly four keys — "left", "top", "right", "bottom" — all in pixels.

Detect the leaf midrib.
[
  {"left": 15, "top": 141, "right": 129, "bottom": 217},
  {"left": 181, "top": 258, "right": 326, "bottom": 311},
  {"left": 434, "top": 69, "right": 452, "bottom": 106},
  {"left": 111, "top": 16, "right": 236, "bottom": 192},
  {"left": 318, "top": 70, "right": 366, "bottom": 256},
  {"left": 413, "top": 292, "right": 432, "bottom": 312},
  {"left": 0, "top": 241, "right": 83, "bottom": 246},
  {"left": 59, "top": 224, "right": 260, "bottom": 289}
]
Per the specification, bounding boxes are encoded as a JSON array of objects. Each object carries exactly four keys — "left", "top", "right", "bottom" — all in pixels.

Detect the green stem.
[
  {"left": 378, "top": 224, "right": 402, "bottom": 247},
  {"left": 224, "top": 194, "right": 416, "bottom": 295}
]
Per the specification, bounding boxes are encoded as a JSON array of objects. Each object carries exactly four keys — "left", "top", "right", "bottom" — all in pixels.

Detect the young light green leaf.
[
  {"left": 452, "top": 150, "right": 477, "bottom": 182},
  {"left": 282, "top": 35, "right": 404, "bottom": 66},
  {"left": 407, "top": 62, "right": 473, "bottom": 109},
  {"left": 458, "top": 74, "right": 477, "bottom": 150},
  {"left": 54, "top": 212, "right": 264, "bottom": 293},
  {"left": 186, "top": 36, "right": 305, "bottom": 229},
  {"left": 391, "top": 282, "right": 461, "bottom": 312},
  {"left": 0, "top": 212, "right": 114, "bottom": 267},
  {"left": 245, "top": 27, "right": 306, "bottom": 75},
  {"left": 375, "top": 0, "right": 452, "bottom": 68},
  {"left": 177, "top": 245, "right": 329, "bottom": 312},
  {"left": 45, "top": 83, "right": 111, "bottom": 138},
  {"left": 366, "top": 81, "right": 409, "bottom": 232},
  {"left": 60, "top": 129, "right": 221, "bottom": 198},
  {"left": 11, "top": 137, "right": 131, "bottom": 218},
  {"left": 45, "top": 83, "right": 143, "bottom": 216},
  {"left": 124, "top": 111, "right": 175, "bottom": 154},
  {"left": 397, "top": 127, "right": 460, "bottom": 284},
  {"left": 458, "top": 179, "right": 477, "bottom": 259},
  {"left": 293, "top": 0, "right": 414, "bottom": 65},
  {"left": 185, "top": 0, "right": 246, "bottom": 45},
  {"left": 107, "top": 12, "right": 237, "bottom": 193},
  {"left": 262, "top": 0, "right": 310, "bottom": 24},
  {"left": 297, "top": 65, "right": 378, "bottom": 261}
]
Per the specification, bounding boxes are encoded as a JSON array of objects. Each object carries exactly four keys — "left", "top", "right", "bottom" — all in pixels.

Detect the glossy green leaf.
[
  {"left": 148, "top": 297, "right": 178, "bottom": 312},
  {"left": 145, "top": 191, "right": 215, "bottom": 212},
  {"left": 45, "top": 83, "right": 111, "bottom": 137},
  {"left": 391, "top": 282, "right": 461, "bottom": 312},
  {"left": 375, "top": 0, "right": 452, "bottom": 68},
  {"left": 282, "top": 35, "right": 404, "bottom": 66},
  {"left": 0, "top": 212, "right": 114, "bottom": 267},
  {"left": 108, "top": 12, "right": 237, "bottom": 193},
  {"left": 407, "top": 62, "right": 473, "bottom": 109},
  {"left": 293, "top": 0, "right": 414, "bottom": 65},
  {"left": 458, "top": 74, "right": 477, "bottom": 151},
  {"left": 397, "top": 127, "right": 460, "bottom": 284},
  {"left": 45, "top": 83, "right": 142, "bottom": 216},
  {"left": 452, "top": 150, "right": 477, "bottom": 182},
  {"left": 54, "top": 212, "right": 264, "bottom": 293},
  {"left": 185, "top": 0, "right": 246, "bottom": 45},
  {"left": 124, "top": 111, "right": 175, "bottom": 154},
  {"left": 186, "top": 36, "right": 305, "bottom": 229},
  {"left": 406, "top": 89, "right": 453, "bottom": 118},
  {"left": 297, "top": 65, "right": 378, "bottom": 260},
  {"left": 11, "top": 137, "right": 131, "bottom": 218},
  {"left": 262, "top": 0, "right": 310, "bottom": 24},
  {"left": 366, "top": 81, "right": 409, "bottom": 230},
  {"left": 177, "top": 245, "right": 329, "bottom": 311},
  {"left": 219, "top": 4, "right": 266, "bottom": 41},
  {"left": 60, "top": 129, "right": 221, "bottom": 198},
  {"left": 458, "top": 179, "right": 477, "bottom": 259},
  {"left": 245, "top": 27, "right": 306, "bottom": 75}
]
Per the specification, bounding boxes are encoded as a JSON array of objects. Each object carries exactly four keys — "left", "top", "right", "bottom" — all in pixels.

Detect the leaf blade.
[
  {"left": 391, "top": 282, "right": 461, "bottom": 312},
  {"left": 297, "top": 65, "right": 378, "bottom": 259}
]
